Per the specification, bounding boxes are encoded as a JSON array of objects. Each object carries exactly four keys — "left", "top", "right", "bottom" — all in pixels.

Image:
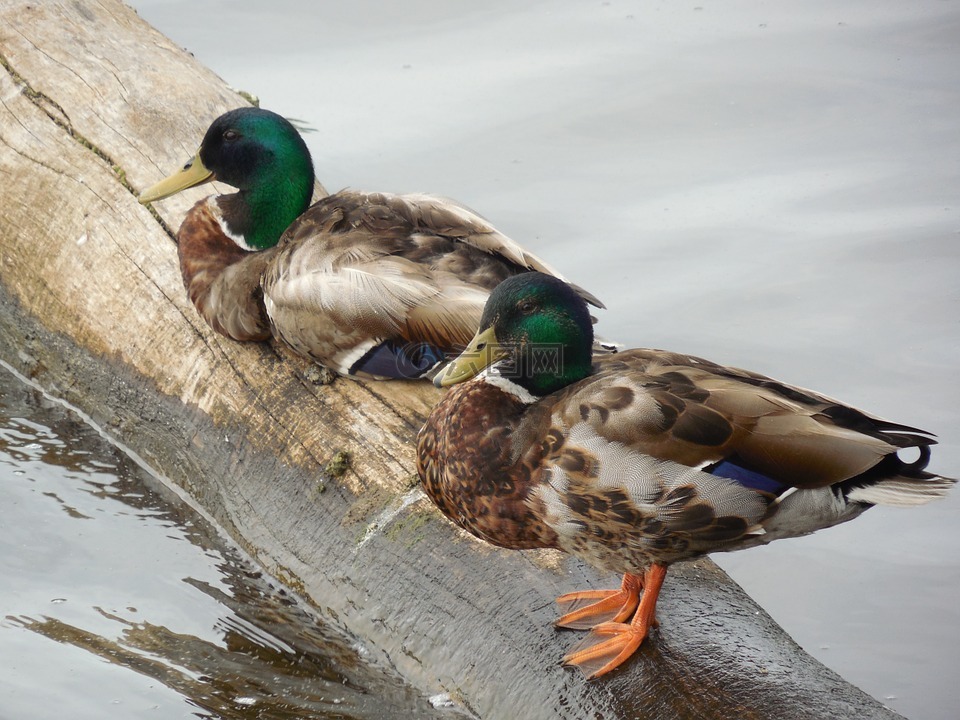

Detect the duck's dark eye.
[
  {"left": 518, "top": 300, "right": 536, "bottom": 314},
  {"left": 223, "top": 129, "right": 240, "bottom": 142}
]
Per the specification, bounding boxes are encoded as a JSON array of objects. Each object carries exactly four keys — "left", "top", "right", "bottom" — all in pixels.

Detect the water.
[
  {"left": 0, "top": 363, "right": 450, "bottom": 719},
  {"left": 18, "top": 1, "right": 960, "bottom": 718}
]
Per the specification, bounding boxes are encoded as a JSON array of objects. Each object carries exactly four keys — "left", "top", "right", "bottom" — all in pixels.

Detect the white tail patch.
[{"left": 848, "top": 477, "right": 955, "bottom": 507}]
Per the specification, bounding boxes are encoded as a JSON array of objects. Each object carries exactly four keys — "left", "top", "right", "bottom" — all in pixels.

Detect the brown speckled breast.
[{"left": 417, "top": 380, "right": 560, "bottom": 550}]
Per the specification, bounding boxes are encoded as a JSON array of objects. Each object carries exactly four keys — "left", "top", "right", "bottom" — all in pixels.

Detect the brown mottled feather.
[
  {"left": 180, "top": 189, "right": 600, "bottom": 375},
  {"left": 417, "top": 380, "right": 560, "bottom": 549},
  {"left": 418, "top": 348, "right": 952, "bottom": 575},
  {"left": 261, "top": 191, "right": 604, "bottom": 374},
  {"left": 548, "top": 350, "right": 922, "bottom": 489}
]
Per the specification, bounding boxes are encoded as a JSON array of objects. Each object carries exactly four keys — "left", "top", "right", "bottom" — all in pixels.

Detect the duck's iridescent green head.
[
  {"left": 436, "top": 272, "right": 595, "bottom": 397},
  {"left": 139, "top": 107, "right": 315, "bottom": 250}
]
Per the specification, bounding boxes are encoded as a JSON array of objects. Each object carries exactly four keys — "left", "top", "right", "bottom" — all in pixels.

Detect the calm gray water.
[
  {"left": 10, "top": 1, "right": 958, "bottom": 718},
  {"left": 0, "top": 362, "right": 452, "bottom": 719}
]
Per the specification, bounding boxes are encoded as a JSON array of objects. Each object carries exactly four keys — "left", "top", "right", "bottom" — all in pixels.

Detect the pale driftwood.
[{"left": 0, "top": 2, "right": 904, "bottom": 718}]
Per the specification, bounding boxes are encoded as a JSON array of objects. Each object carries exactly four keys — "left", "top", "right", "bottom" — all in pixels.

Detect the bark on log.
[{"left": 0, "top": 2, "right": 904, "bottom": 718}]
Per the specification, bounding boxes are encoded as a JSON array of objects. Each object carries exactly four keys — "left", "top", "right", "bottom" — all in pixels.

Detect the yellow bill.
[
  {"left": 434, "top": 326, "right": 510, "bottom": 388},
  {"left": 138, "top": 151, "right": 214, "bottom": 204}
]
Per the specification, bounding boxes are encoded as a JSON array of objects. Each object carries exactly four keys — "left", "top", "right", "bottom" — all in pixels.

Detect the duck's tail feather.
[
  {"left": 840, "top": 440, "right": 955, "bottom": 507},
  {"left": 592, "top": 335, "right": 621, "bottom": 355},
  {"left": 570, "top": 282, "right": 605, "bottom": 310},
  {"left": 847, "top": 474, "right": 956, "bottom": 507}
]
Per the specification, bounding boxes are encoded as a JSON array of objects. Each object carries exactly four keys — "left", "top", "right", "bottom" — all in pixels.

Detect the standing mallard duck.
[
  {"left": 417, "top": 272, "right": 954, "bottom": 679},
  {"left": 139, "top": 107, "right": 603, "bottom": 379}
]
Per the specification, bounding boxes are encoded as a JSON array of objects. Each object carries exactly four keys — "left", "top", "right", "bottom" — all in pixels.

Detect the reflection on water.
[{"left": 0, "top": 364, "right": 453, "bottom": 720}]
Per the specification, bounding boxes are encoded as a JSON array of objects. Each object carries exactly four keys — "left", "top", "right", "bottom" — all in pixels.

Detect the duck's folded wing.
[
  {"left": 403, "top": 192, "right": 606, "bottom": 309},
  {"left": 265, "top": 190, "right": 604, "bottom": 376},
  {"left": 264, "top": 235, "right": 496, "bottom": 376},
  {"left": 548, "top": 349, "right": 940, "bottom": 491},
  {"left": 316, "top": 190, "right": 605, "bottom": 308}
]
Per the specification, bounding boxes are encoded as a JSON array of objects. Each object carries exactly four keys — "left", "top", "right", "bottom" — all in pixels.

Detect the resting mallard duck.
[
  {"left": 138, "top": 107, "right": 603, "bottom": 379},
  {"left": 417, "top": 272, "right": 954, "bottom": 679}
]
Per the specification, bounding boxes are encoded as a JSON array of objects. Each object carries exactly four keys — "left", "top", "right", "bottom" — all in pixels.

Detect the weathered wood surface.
[{"left": 0, "top": 2, "right": 904, "bottom": 718}]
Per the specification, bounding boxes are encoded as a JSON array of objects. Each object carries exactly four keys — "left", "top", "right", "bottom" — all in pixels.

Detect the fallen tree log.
[{"left": 0, "top": 2, "right": 904, "bottom": 718}]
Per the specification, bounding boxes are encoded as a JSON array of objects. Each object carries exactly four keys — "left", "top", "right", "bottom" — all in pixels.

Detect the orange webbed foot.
[
  {"left": 555, "top": 572, "right": 644, "bottom": 629},
  {"left": 562, "top": 620, "right": 650, "bottom": 679},
  {"left": 561, "top": 564, "right": 668, "bottom": 679}
]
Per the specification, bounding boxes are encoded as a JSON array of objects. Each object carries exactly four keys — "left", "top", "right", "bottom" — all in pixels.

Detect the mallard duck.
[
  {"left": 138, "top": 107, "right": 603, "bottom": 379},
  {"left": 417, "top": 272, "right": 954, "bottom": 679}
]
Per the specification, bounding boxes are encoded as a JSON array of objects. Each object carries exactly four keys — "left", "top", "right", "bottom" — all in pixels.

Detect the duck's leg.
[
  {"left": 555, "top": 572, "right": 644, "bottom": 629},
  {"left": 561, "top": 563, "right": 667, "bottom": 679}
]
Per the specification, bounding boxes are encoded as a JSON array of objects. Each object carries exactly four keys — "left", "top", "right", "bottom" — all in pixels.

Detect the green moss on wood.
[{"left": 324, "top": 450, "right": 351, "bottom": 479}]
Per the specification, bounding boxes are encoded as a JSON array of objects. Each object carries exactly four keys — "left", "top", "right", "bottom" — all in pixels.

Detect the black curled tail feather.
[
  {"left": 901, "top": 444, "right": 933, "bottom": 475},
  {"left": 842, "top": 443, "right": 955, "bottom": 508}
]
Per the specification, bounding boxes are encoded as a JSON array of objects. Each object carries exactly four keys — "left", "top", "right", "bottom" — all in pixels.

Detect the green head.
[
  {"left": 436, "top": 272, "right": 595, "bottom": 397},
  {"left": 139, "top": 107, "right": 315, "bottom": 250}
]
